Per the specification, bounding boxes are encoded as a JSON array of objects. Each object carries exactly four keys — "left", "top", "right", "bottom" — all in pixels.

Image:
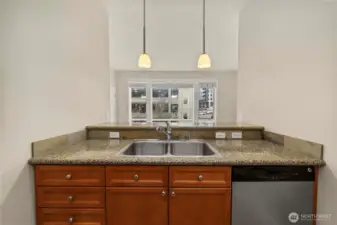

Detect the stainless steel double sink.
[{"left": 119, "top": 140, "right": 220, "bottom": 157}]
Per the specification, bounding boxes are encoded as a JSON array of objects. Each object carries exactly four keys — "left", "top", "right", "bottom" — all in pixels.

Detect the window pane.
[
  {"left": 153, "top": 88, "right": 169, "bottom": 98},
  {"left": 198, "top": 88, "right": 214, "bottom": 120},
  {"left": 131, "top": 88, "right": 146, "bottom": 98},
  {"left": 153, "top": 102, "right": 170, "bottom": 119},
  {"left": 171, "top": 104, "right": 179, "bottom": 119},
  {"left": 171, "top": 88, "right": 179, "bottom": 98},
  {"left": 179, "top": 88, "right": 193, "bottom": 120},
  {"left": 132, "top": 103, "right": 147, "bottom": 119}
]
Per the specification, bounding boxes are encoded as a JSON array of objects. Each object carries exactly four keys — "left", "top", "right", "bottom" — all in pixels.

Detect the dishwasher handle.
[{"left": 232, "top": 166, "right": 315, "bottom": 182}]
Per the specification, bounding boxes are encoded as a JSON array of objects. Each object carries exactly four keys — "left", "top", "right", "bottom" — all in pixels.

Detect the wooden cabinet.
[
  {"left": 106, "top": 187, "right": 168, "bottom": 225},
  {"left": 37, "top": 187, "right": 105, "bottom": 208},
  {"left": 37, "top": 208, "right": 105, "bottom": 225},
  {"left": 169, "top": 188, "right": 231, "bottom": 225},
  {"left": 106, "top": 166, "right": 168, "bottom": 187},
  {"left": 35, "top": 166, "right": 106, "bottom": 225},
  {"left": 35, "top": 165, "right": 231, "bottom": 225},
  {"left": 170, "top": 166, "right": 231, "bottom": 188},
  {"left": 35, "top": 165, "right": 105, "bottom": 187}
]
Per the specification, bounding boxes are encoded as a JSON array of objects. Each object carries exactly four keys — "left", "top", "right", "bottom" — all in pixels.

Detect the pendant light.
[
  {"left": 197, "top": 0, "right": 211, "bottom": 69},
  {"left": 138, "top": 0, "right": 151, "bottom": 68}
]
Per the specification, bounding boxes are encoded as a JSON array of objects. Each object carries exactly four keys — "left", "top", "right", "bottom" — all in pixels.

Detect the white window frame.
[{"left": 128, "top": 78, "right": 218, "bottom": 125}]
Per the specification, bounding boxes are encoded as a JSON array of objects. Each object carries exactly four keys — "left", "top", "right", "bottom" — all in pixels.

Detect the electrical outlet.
[
  {"left": 109, "top": 132, "right": 120, "bottom": 139},
  {"left": 215, "top": 132, "right": 226, "bottom": 139},
  {"left": 231, "top": 131, "right": 242, "bottom": 139}
]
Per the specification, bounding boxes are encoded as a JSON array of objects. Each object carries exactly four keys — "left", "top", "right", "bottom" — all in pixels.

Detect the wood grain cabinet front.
[
  {"left": 106, "top": 187, "right": 168, "bottom": 225},
  {"left": 37, "top": 208, "right": 105, "bottom": 225},
  {"left": 35, "top": 165, "right": 105, "bottom": 187},
  {"left": 170, "top": 166, "right": 231, "bottom": 188},
  {"left": 106, "top": 166, "right": 168, "bottom": 187},
  {"left": 37, "top": 187, "right": 105, "bottom": 208},
  {"left": 169, "top": 188, "right": 231, "bottom": 225}
]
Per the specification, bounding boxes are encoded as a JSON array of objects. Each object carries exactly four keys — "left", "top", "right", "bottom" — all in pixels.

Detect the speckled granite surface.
[{"left": 28, "top": 139, "right": 325, "bottom": 166}]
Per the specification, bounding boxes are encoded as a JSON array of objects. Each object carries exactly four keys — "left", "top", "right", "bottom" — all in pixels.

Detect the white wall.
[
  {"left": 108, "top": 0, "right": 239, "bottom": 71},
  {"left": 115, "top": 71, "right": 237, "bottom": 123},
  {"left": 238, "top": 0, "right": 336, "bottom": 224},
  {"left": 1, "top": 1, "right": 110, "bottom": 225},
  {"left": 0, "top": 0, "right": 6, "bottom": 221}
]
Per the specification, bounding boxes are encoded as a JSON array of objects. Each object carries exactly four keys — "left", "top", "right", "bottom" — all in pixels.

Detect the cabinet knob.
[
  {"left": 133, "top": 174, "right": 139, "bottom": 181},
  {"left": 68, "top": 196, "right": 73, "bottom": 201},
  {"left": 171, "top": 191, "right": 176, "bottom": 197},
  {"left": 65, "top": 173, "right": 72, "bottom": 180},
  {"left": 198, "top": 175, "right": 204, "bottom": 181},
  {"left": 161, "top": 191, "right": 166, "bottom": 197},
  {"left": 68, "top": 217, "right": 74, "bottom": 223}
]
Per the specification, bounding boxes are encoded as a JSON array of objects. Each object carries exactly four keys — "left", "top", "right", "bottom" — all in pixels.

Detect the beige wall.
[
  {"left": 108, "top": 0, "right": 239, "bottom": 71},
  {"left": 1, "top": 1, "right": 110, "bottom": 225},
  {"left": 238, "top": 0, "right": 336, "bottom": 224},
  {"left": 0, "top": 0, "right": 5, "bottom": 221},
  {"left": 114, "top": 71, "right": 238, "bottom": 123}
]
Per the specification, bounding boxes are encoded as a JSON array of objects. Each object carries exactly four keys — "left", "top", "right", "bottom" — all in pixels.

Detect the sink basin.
[
  {"left": 170, "top": 141, "right": 218, "bottom": 156},
  {"left": 121, "top": 141, "right": 168, "bottom": 156},
  {"left": 120, "top": 140, "right": 220, "bottom": 157}
]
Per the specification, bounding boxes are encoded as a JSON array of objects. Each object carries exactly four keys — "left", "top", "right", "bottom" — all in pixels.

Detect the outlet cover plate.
[
  {"left": 231, "top": 131, "right": 243, "bottom": 139},
  {"left": 215, "top": 132, "right": 226, "bottom": 139},
  {"left": 109, "top": 132, "right": 120, "bottom": 139}
]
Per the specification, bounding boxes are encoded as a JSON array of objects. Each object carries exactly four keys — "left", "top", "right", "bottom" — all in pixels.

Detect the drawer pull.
[
  {"left": 133, "top": 174, "right": 139, "bottom": 181},
  {"left": 171, "top": 191, "right": 176, "bottom": 197},
  {"left": 67, "top": 196, "right": 73, "bottom": 201},
  {"left": 65, "top": 173, "right": 72, "bottom": 180},
  {"left": 198, "top": 175, "right": 204, "bottom": 181},
  {"left": 161, "top": 191, "right": 166, "bottom": 197},
  {"left": 68, "top": 217, "right": 74, "bottom": 223}
]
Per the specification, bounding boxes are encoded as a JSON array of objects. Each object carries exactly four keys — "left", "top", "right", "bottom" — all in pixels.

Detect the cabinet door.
[
  {"left": 106, "top": 187, "right": 168, "bottom": 225},
  {"left": 169, "top": 188, "right": 231, "bottom": 225}
]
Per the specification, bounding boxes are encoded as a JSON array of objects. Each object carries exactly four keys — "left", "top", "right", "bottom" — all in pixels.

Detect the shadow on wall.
[
  {"left": 2, "top": 164, "right": 35, "bottom": 225},
  {"left": 318, "top": 166, "right": 337, "bottom": 225}
]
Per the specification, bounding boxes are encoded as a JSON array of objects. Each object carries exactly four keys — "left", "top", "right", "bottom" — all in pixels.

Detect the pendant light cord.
[
  {"left": 202, "top": 0, "right": 206, "bottom": 54},
  {"left": 143, "top": 0, "right": 146, "bottom": 54}
]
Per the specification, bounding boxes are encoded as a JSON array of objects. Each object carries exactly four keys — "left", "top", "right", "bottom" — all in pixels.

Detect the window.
[{"left": 129, "top": 81, "right": 216, "bottom": 125}]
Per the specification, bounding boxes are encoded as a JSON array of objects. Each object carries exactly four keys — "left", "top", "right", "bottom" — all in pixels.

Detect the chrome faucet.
[{"left": 155, "top": 121, "right": 172, "bottom": 140}]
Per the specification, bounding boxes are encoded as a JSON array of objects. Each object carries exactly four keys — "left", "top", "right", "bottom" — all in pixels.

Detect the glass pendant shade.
[
  {"left": 197, "top": 53, "right": 211, "bottom": 69},
  {"left": 138, "top": 53, "right": 151, "bottom": 68}
]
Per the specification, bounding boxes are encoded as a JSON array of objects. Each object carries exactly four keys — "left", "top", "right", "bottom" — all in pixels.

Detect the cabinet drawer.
[
  {"left": 37, "top": 208, "right": 105, "bottom": 225},
  {"left": 37, "top": 187, "right": 105, "bottom": 208},
  {"left": 35, "top": 165, "right": 105, "bottom": 187},
  {"left": 170, "top": 166, "right": 231, "bottom": 188},
  {"left": 106, "top": 166, "right": 168, "bottom": 187}
]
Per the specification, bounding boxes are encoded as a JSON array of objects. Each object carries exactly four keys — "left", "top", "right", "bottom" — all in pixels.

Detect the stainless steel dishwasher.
[{"left": 232, "top": 166, "right": 315, "bottom": 225}]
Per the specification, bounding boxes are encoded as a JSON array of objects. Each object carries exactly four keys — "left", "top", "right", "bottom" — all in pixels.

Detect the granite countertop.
[
  {"left": 28, "top": 139, "right": 325, "bottom": 166},
  {"left": 86, "top": 122, "right": 264, "bottom": 130}
]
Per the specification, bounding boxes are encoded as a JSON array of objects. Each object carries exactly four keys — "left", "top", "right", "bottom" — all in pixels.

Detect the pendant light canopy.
[
  {"left": 197, "top": 0, "right": 211, "bottom": 69},
  {"left": 138, "top": 0, "right": 151, "bottom": 68}
]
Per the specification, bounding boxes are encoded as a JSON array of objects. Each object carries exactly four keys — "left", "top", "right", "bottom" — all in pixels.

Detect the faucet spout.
[{"left": 156, "top": 122, "right": 172, "bottom": 140}]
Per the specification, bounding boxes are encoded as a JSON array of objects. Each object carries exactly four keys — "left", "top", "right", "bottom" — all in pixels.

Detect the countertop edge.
[{"left": 28, "top": 159, "right": 326, "bottom": 167}]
